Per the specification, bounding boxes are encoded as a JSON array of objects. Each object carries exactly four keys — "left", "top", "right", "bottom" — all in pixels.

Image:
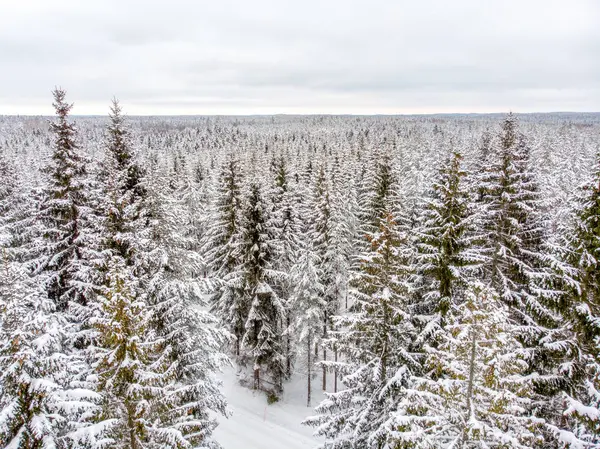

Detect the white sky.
[{"left": 0, "top": 0, "right": 598, "bottom": 115}]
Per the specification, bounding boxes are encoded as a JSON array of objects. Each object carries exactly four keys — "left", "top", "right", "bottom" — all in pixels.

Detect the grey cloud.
[{"left": 0, "top": 0, "right": 599, "bottom": 114}]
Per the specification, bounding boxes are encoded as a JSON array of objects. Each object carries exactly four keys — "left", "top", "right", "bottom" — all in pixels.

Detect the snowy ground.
[{"left": 214, "top": 366, "right": 325, "bottom": 449}]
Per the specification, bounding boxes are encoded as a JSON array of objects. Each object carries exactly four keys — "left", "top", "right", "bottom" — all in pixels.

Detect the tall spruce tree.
[
  {"left": 388, "top": 283, "right": 552, "bottom": 449},
  {"left": 478, "top": 114, "right": 547, "bottom": 310},
  {"left": 140, "top": 167, "right": 230, "bottom": 448},
  {"left": 0, "top": 255, "right": 97, "bottom": 449},
  {"left": 289, "top": 244, "right": 325, "bottom": 407},
  {"left": 476, "top": 115, "right": 571, "bottom": 446},
  {"left": 89, "top": 259, "right": 170, "bottom": 449},
  {"left": 97, "top": 98, "right": 146, "bottom": 268},
  {"left": 239, "top": 183, "right": 286, "bottom": 394},
  {"left": 413, "top": 151, "right": 481, "bottom": 346},
  {"left": 305, "top": 211, "right": 417, "bottom": 448},
  {"left": 270, "top": 156, "right": 301, "bottom": 378},
  {"left": 558, "top": 146, "right": 600, "bottom": 446},
  {"left": 307, "top": 165, "right": 337, "bottom": 391},
  {"left": 32, "top": 88, "right": 94, "bottom": 312},
  {"left": 202, "top": 158, "right": 245, "bottom": 355}
]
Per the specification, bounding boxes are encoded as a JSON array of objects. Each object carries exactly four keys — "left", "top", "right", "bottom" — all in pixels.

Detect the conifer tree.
[
  {"left": 141, "top": 168, "right": 231, "bottom": 448},
  {"left": 202, "top": 158, "right": 244, "bottom": 354},
  {"left": 368, "top": 153, "right": 396, "bottom": 232},
  {"left": 478, "top": 114, "right": 547, "bottom": 309},
  {"left": 305, "top": 211, "right": 416, "bottom": 448},
  {"left": 90, "top": 259, "right": 168, "bottom": 449},
  {"left": 239, "top": 183, "right": 286, "bottom": 393},
  {"left": 270, "top": 156, "right": 301, "bottom": 378},
  {"left": 557, "top": 147, "right": 600, "bottom": 446},
  {"left": 98, "top": 98, "right": 146, "bottom": 267},
  {"left": 0, "top": 261, "right": 97, "bottom": 449},
  {"left": 388, "top": 283, "right": 549, "bottom": 449},
  {"left": 33, "top": 88, "right": 95, "bottom": 312},
  {"left": 307, "top": 165, "right": 339, "bottom": 391},
  {"left": 413, "top": 151, "right": 481, "bottom": 346},
  {"left": 289, "top": 245, "right": 325, "bottom": 407},
  {"left": 0, "top": 155, "right": 15, "bottom": 243},
  {"left": 474, "top": 116, "right": 572, "bottom": 445}
]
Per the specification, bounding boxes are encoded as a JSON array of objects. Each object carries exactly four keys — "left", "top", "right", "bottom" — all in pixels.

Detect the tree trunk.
[
  {"left": 286, "top": 314, "right": 292, "bottom": 378},
  {"left": 322, "top": 321, "right": 328, "bottom": 391},
  {"left": 334, "top": 346, "right": 338, "bottom": 393},
  {"left": 307, "top": 334, "right": 312, "bottom": 407},
  {"left": 466, "top": 329, "right": 477, "bottom": 414},
  {"left": 254, "top": 366, "right": 260, "bottom": 391},
  {"left": 462, "top": 327, "right": 478, "bottom": 448}
]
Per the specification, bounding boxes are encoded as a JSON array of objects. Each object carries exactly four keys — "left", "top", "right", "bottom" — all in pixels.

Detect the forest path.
[{"left": 214, "top": 366, "right": 324, "bottom": 449}]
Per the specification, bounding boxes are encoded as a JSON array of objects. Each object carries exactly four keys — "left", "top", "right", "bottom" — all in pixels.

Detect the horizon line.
[{"left": 2, "top": 111, "right": 600, "bottom": 118}]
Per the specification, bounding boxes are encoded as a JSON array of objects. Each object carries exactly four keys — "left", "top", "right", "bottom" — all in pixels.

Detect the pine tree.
[
  {"left": 388, "top": 283, "right": 549, "bottom": 449},
  {"left": 305, "top": 211, "right": 417, "bottom": 448}
]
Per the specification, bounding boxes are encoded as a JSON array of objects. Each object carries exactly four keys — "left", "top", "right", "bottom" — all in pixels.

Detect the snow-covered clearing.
[{"left": 214, "top": 366, "right": 323, "bottom": 449}]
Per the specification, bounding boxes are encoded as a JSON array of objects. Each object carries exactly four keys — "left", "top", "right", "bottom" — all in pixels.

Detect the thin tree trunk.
[
  {"left": 322, "top": 320, "right": 328, "bottom": 391},
  {"left": 286, "top": 314, "right": 292, "bottom": 378},
  {"left": 254, "top": 365, "right": 260, "bottom": 391},
  {"left": 307, "top": 335, "right": 312, "bottom": 407},
  {"left": 463, "top": 327, "right": 478, "bottom": 448},
  {"left": 334, "top": 346, "right": 338, "bottom": 393},
  {"left": 466, "top": 329, "right": 477, "bottom": 414}
]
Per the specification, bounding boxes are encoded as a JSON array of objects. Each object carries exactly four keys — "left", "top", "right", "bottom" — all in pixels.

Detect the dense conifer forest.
[{"left": 2, "top": 90, "right": 600, "bottom": 448}]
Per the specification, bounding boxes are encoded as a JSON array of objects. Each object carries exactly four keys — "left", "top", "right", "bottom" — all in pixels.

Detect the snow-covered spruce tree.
[
  {"left": 0, "top": 154, "right": 15, "bottom": 231},
  {"left": 326, "top": 169, "right": 362, "bottom": 392},
  {"left": 388, "top": 283, "right": 551, "bottom": 449},
  {"left": 139, "top": 167, "right": 230, "bottom": 448},
  {"left": 289, "top": 243, "right": 325, "bottom": 407},
  {"left": 182, "top": 160, "right": 214, "bottom": 277},
  {"left": 477, "top": 113, "right": 547, "bottom": 310},
  {"left": 32, "top": 88, "right": 95, "bottom": 312},
  {"left": 97, "top": 98, "right": 146, "bottom": 268},
  {"left": 557, "top": 147, "right": 600, "bottom": 446},
  {"left": 471, "top": 130, "right": 494, "bottom": 204},
  {"left": 89, "top": 259, "right": 169, "bottom": 449},
  {"left": 0, "top": 259, "right": 97, "bottom": 449},
  {"left": 239, "top": 183, "right": 286, "bottom": 394},
  {"left": 367, "top": 152, "right": 396, "bottom": 232},
  {"left": 413, "top": 151, "right": 482, "bottom": 346},
  {"left": 93, "top": 101, "right": 230, "bottom": 448},
  {"left": 475, "top": 115, "right": 571, "bottom": 440},
  {"left": 270, "top": 156, "right": 301, "bottom": 378},
  {"left": 202, "top": 158, "right": 245, "bottom": 355},
  {"left": 307, "top": 164, "right": 339, "bottom": 391},
  {"left": 0, "top": 155, "right": 22, "bottom": 252},
  {"left": 305, "top": 211, "right": 417, "bottom": 448}
]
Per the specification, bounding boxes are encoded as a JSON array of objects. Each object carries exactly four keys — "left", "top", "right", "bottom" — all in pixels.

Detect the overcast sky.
[{"left": 1, "top": 0, "right": 598, "bottom": 115}]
